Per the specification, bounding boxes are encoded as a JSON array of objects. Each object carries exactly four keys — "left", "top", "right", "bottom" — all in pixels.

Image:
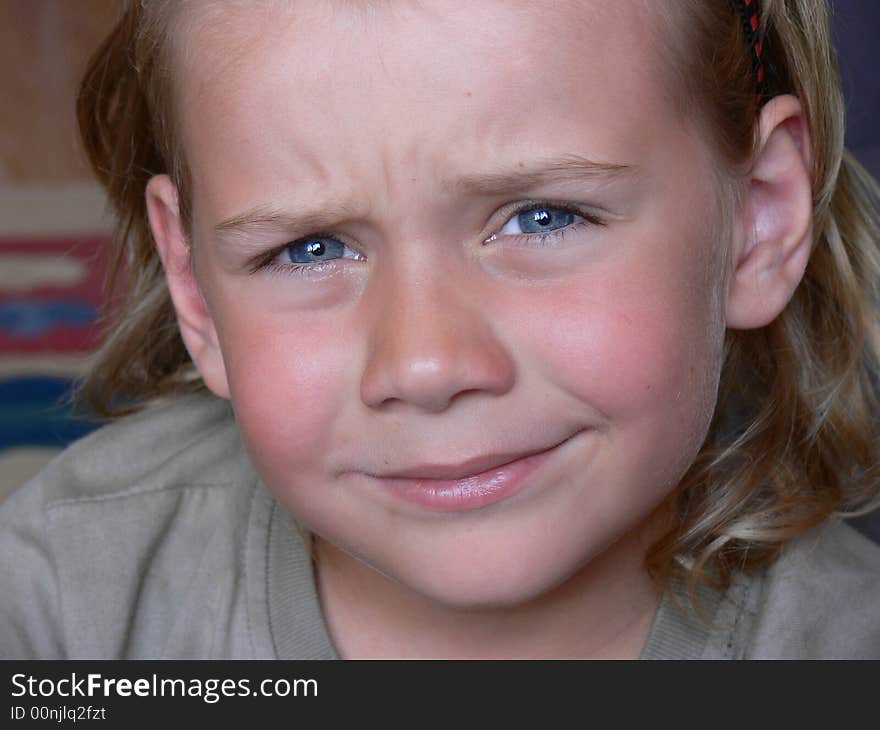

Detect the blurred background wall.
[
  {"left": 0, "top": 1, "right": 116, "bottom": 501},
  {"left": 0, "top": 1, "right": 878, "bottom": 544},
  {"left": 833, "top": 0, "right": 880, "bottom": 178},
  {"left": 0, "top": 0, "right": 116, "bottom": 183}
]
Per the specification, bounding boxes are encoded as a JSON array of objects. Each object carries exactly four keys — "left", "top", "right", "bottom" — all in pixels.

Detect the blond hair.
[{"left": 76, "top": 0, "right": 880, "bottom": 593}]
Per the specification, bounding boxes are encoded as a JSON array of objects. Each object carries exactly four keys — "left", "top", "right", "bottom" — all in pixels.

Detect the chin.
[{"left": 380, "top": 544, "right": 589, "bottom": 611}]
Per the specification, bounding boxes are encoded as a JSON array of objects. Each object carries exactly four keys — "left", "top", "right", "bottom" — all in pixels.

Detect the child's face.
[{"left": 172, "top": 0, "right": 730, "bottom": 606}]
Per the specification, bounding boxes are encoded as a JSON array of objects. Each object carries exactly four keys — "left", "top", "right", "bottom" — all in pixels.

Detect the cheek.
[
  {"left": 210, "top": 301, "right": 355, "bottom": 484},
  {"left": 515, "top": 241, "right": 725, "bottom": 457}
]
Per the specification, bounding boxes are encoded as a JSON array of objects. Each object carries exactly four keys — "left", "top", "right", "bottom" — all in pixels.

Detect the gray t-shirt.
[{"left": 1, "top": 394, "right": 879, "bottom": 659}]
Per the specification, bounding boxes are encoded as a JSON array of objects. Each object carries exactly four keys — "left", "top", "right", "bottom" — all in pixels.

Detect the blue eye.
[
  {"left": 496, "top": 205, "right": 581, "bottom": 238},
  {"left": 281, "top": 236, "right": 349, "bottom": 264},
  {"left": 518, "top": 208, "right": 575, "bottom": 233},
  {"left": 266, "top": 235, "right": 364, "bottom": 274}
]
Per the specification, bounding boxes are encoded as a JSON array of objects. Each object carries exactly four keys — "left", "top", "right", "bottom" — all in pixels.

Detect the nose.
[{"left": 359, "top": 266, "right": 516, "bottom": 413}]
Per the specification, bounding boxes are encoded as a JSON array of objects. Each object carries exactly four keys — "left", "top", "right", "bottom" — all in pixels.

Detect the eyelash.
[
  {"left": 257, "top": 242, "right": 341, "bottom": 277},
  {"left": 253, "top": 200, "right": 605, "bottom": 276},
  {"left": 251, "top": 232, "right": 349, "bottom": 277},
  {"left": 487, "top": 200, "right": 605, "bottom": 247}
]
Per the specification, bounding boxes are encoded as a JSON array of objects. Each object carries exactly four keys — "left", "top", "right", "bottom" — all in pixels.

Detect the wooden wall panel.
[{"left": 0, "top": 0, "right": 118, "bottom": 183}]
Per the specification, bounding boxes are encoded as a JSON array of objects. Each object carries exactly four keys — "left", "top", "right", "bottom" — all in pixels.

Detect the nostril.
[
  {"left": 361, "top": 360, "right": 460, "bottom": 412},
  {"left": 360, "top": 346, "right": 516, "bottom": 413},
  {"left": 359, "top": 286, "right": 516, "bottom": 412}
]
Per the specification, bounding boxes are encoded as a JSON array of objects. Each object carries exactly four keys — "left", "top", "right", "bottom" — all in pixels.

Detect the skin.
[{"left": 146, "top": 1, "right": 814, "bottom": 657}]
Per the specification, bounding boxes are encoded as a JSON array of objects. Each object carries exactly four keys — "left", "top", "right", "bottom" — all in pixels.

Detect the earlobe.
[
  {"left": 725, "top": 95, "right": 814, "bottom": 330},
  {"left": 145, "top": 175, "right": 231, "bottom": 399}
]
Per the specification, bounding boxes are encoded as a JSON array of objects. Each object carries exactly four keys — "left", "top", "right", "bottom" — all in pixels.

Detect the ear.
[
  {"left": 145, "top": 175, "right": 231, "bottom": 399},
  {"left": 725, "top": 95, "right": 813, "bottom": 330}
]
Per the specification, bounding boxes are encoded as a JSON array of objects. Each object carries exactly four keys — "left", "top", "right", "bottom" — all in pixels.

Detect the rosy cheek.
[
  {"left": 216, "top": 309, "right": 353, "bottom": 485},
  {"left": 515, "top": 262, "right": 721, "bottom": 428}
]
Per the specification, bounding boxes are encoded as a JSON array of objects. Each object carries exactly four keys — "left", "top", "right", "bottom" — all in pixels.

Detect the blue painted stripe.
[
  {"left": 0, "top": 377, "right": 101, "bottom": 449},
  {"left": 0, "top": 299, "right": 98, "bottom": 339}
]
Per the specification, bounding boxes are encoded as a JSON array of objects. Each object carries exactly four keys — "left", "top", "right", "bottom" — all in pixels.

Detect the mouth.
[{"left": 365, "top": 432, "right": 582, "bottom": 512}]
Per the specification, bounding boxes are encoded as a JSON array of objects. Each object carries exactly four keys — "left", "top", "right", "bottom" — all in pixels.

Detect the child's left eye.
[
  {"left": 488, "top": 203, "right": 601, "bottom": 244},
  {"left": 498, "top": 206, "right": 578, "bottom": 236}
]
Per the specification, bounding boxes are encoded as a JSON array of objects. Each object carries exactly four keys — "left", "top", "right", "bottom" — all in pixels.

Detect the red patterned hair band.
[{"left": 733, "top": 0, "right": 765, "bottom": 104}]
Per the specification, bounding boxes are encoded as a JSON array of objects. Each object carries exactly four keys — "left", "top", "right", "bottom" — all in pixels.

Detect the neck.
[{"left": 314, "top": 518, "right": 667, "bottom": 659}]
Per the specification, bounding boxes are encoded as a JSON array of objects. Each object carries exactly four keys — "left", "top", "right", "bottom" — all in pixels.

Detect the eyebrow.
[
  {"left": 213, "top": 203, "right": 362, "bottom": 243},
  {"left": 453, "top": 154, "right": 640, "bottom": 196},
  {"left": 212, "top": 155, "right": 639, "bottom": 243}
]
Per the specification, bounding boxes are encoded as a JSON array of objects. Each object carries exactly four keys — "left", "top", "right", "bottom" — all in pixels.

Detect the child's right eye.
[
  {"left": 257, "top": 234, "right": 366, "bottom": 275},
  {"left": 276, "top": 236, "right": 363, "bottom": 265}
]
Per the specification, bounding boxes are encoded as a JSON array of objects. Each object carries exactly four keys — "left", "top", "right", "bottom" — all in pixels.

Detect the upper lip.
[{"left": 371, "top": 433, "right": 577, "bottom": 481}]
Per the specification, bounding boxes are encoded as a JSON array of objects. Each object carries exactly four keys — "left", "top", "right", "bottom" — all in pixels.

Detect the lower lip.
[{"left": 372, "top": 439, "right": 573, "bottom": 512}]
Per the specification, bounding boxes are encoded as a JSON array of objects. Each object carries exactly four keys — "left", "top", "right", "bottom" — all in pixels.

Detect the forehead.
[
  {"left": 176, "top": 0, "right": 661, "bottom": 59},
  {"left": 175, "top": 0, "right": 667, "bottom": 102},
  {"left": 169, "top": 0, "right": 685, "bottom": 213}
]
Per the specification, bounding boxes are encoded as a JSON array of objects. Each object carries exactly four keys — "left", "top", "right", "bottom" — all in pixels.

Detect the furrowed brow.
[
  {"left": 213, "top": 203, "right": 361, "bottom": 244},
  {"left": 212, "top": 156, "right": 637, "bottom": 243},
  {"left": 454, "top": 155, "right": 639, "bottom": 196}
]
